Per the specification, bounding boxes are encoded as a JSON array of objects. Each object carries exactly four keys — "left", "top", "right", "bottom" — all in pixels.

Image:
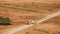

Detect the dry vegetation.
[
  {"left": 15, "top": 15, "right": 60, "bottom": 34},
  {"left": 0, "top": 1, "right": 60, "bottom": 34}
]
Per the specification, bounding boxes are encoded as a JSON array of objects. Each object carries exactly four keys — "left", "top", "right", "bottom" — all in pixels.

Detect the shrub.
[
  {"left": 59, "top": 32, "right": 60, "bottom": 34},
  {"left": 0, "top": 16, "right": 3, "bottom": 23},
  {"left": 47, "top": 8, "right": 53, "bottom": 11},
  {"left": 52, "top": 33, "right": 55, "bottom": 34},
  {"left": 23, "top": 4, "right": 28, "bottom": 8},
  {"left": 0, "top": 16, "right": 3, "bottom": 21},
  {"left": 25, "top": 9, "right": 37, "bottom": 12},
  {"left": 0, "top": 17, "right": 12, "bottom": 25},
  {"left": 25, "top": 32, "right": 29, "bottom": 34},
  {"left": 32, "top": 28, "right": 37, "bottom": 30},
  {"left": 36, "top": 29, "right": 49, "bottom": 33},
  {"left": 2, "top": 17, "right": 11, "bottom": 23}
]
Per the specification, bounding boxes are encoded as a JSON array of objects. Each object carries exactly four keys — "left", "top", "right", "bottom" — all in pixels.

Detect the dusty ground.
[
  {"left": 0, "top": 0, "right": 60, "bottom": 34},
  {"left": 14, "top": 15, "right": 60, "bottom": 34}
]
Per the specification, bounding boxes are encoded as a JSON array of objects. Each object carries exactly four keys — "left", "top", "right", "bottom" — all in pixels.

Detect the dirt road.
[{"left": 2, "top": 11, "right": 60, "bottom": 34}]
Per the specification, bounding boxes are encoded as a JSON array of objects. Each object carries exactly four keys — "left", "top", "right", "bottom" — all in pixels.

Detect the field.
[
  {"left": 0, "top": 0, "right": 60, "bottom": 34},
  {"left": 14, "top": 15, "right": 60, "bottom": 34}
]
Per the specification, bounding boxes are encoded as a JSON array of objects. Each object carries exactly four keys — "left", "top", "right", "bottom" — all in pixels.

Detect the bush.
[
  {"left": 25, "top": 32, "right": 29, "bottom": 34},
  {"left": 0, "top": 16, "right": 3, "bottom": 21},
  {"left": 59, "top": 32, "right": 60, "bottom": 34},
  {"left": 0, "top": 16, "right": 3, "bottom": 23},
  {"left": 23, "top": 4, "right": 28, "bottom": 8},
  {"left": 26, "top": 9, "right": 37, "bottom": 12},
  {"left": 0, "top": 17, "right": 12, "bottom": 25},
  {"left": 2, "top": 17, "right": 11, "bottom": 23}
]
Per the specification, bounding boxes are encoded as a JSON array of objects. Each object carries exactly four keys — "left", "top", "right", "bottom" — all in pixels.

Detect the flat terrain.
[
  {"left": 0, "top": 0, "right": 60, "bottom": 34},
  {"left": 14, "top": 15, "right": 60, "bottom": 34}
]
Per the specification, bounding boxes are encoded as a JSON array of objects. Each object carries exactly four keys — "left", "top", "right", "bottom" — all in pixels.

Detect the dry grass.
[{"left": 0, "top": 1, "right": 60, "bottom": 34}]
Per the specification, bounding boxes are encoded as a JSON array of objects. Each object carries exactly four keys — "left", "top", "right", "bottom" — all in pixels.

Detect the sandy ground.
[
  {"left": 2, "top": 11, "right": 60, "bottom": 34},
  {"left": 14, "top": 15, "right": 60, "bottom": 34},
  {"left": 0, "top": 0, "right": 60, "bottom": 34},
  {"left": 14, "top": 24, "right": 60, "bottom": 34}
]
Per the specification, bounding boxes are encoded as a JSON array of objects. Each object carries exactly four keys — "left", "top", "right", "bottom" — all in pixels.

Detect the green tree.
[{"left": 0, "top": 16, "right": 3, "bottom": 23}]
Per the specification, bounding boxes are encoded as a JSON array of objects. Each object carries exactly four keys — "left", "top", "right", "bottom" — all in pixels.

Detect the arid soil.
[
  {"left": 14, "top": 15, "right": 60, "bottom": 34},
  {"left": 0, "top": 0, "right": 60, "bottom": 34}
]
